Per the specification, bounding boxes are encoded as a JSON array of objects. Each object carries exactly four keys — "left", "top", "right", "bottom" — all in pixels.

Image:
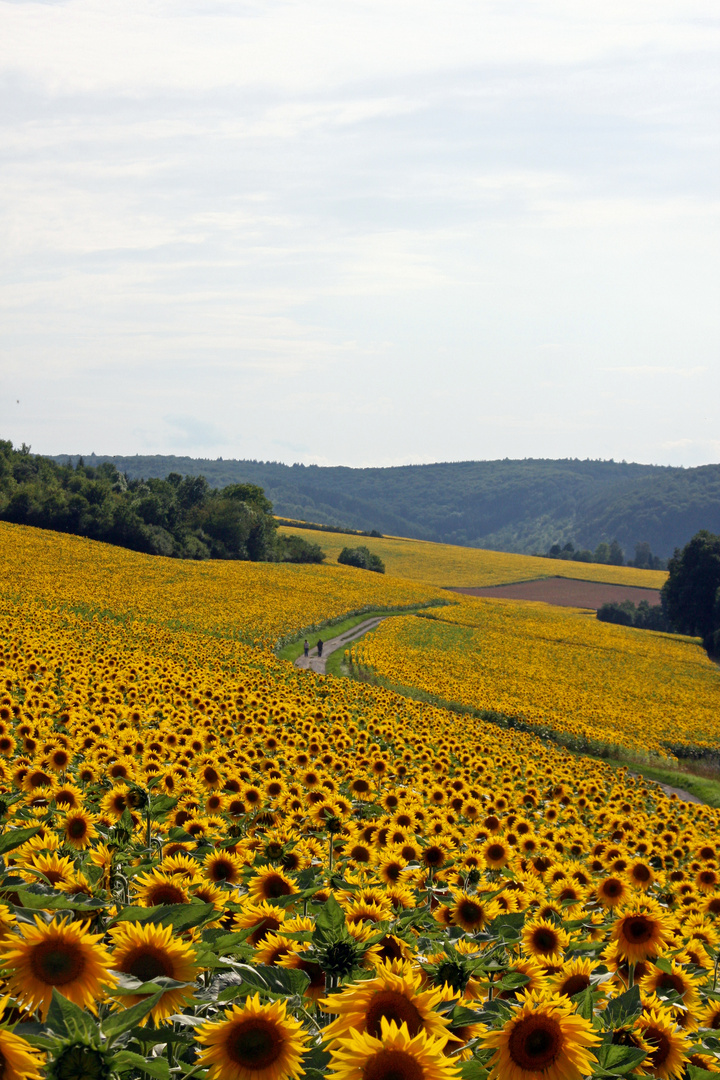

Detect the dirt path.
[
  {"left": 294, "top": 616, "right": 387, "bottom": 674},
  {"left": 628, "top": 771, "right": 702, "bottom": 804}
]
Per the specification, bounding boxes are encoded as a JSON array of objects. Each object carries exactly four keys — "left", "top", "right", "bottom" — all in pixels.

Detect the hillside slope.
[{"left": 54, "top": 454, "right": 720, "bottom": 558}]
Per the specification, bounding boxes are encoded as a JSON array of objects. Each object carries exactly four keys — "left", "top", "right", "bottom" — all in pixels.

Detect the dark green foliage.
[
  {"left": 276, "top": 534, "right": 326, "bottom": 563},
  {"left": 545, "top": 541, "right": 597, "bottom": 564},
  {"left": 662, "top": 530, "right": 720, "bottom": 655},
  {"left": 338, "top": 545, "right": 385, "bottom": 573},
  {"left": 597, "top": 600, "right": 671, "bottom": 632},
  {"left": 0, "top": 440, "right": 278, "bottom": 562},
  {"left": 53, "top": 453, "right": 720, "bottom": 558}
]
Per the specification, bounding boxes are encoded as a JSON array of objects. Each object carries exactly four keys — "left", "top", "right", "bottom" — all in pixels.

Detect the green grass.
[{"left": 275, "top": 603, "right": 448, "bottom": 663}]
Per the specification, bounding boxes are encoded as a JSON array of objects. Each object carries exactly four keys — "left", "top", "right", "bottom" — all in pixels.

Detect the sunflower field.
[
  {"left": 348, "top": 597, "right": 720, "bottom": 759},
  {"left": 1, "top": 524, "right": 720, "bottom": 1080},
  {"left": 277, "top": 527, "right": 668, "bottom": 590}
]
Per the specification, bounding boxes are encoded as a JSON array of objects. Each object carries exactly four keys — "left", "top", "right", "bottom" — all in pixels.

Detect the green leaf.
[
  {"left": 313, "top": 895, "right": 346, "bottom": 942},
  {"left": 101, "top": 991, "right": 164, "bottom": 1039},
  {"left": 460, "top": 1060, "right": 490, "bottom": 1080},
  {"left": 150, "top": 794, "right": 179, "bottom": 816},
  {"left": 45, "top": 989, "right": 98, "bottom": 1039},
  {"left": 216, "top": 964, "right": 309, "bottom": 1000},
  {"left": 654, "top": 956, "right": 673, "bottom": 975},
  {"left": 687, "top": 1067, "right": 720, "bottom": 1080},
  {"left": 572, "top": 986, "right": 595, "bottom": 1021},
  {"left": 111, "top": 1050, "right": 170, "bottom": 1079},
  {"left": 603, "top": 985, "right": 642, "bottom": 1026},
  {"left": 493, "top": 971, "right": 529, "bottom": 993},
  {"left": 595, "top": 1043, "right": 648, "bottom": 1076},
  {"left": 487, "top": 912, "right": 525, "bottom": 939},
  {"left": 0, "top": 827, "right": 41, "bottom": 856},
  {"left": 110, "top": 902, "right": 215, "bottom": 932}
]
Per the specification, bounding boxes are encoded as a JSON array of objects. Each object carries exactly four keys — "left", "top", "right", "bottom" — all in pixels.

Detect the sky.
[{"left": 1, "top": 1, "right": 719, "bottom": 468}]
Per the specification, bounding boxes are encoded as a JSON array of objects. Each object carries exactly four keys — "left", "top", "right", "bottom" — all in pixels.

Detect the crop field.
[
  {"left": 0, "top": 522, "right": 443, "bottom": 649},
  {"left": 1, "top": 524, "right": 720, "bottom": 1080},
  {"left": 349, "top": 596, "right": 720, "bottom": 758},
  {"left": 278, "top": 525, "right": 668, "bottom": 590}
]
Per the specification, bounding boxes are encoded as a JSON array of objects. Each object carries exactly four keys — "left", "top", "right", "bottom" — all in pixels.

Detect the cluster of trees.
[
  {"left": 337, "top": 546, "right": 385, "bottom": 574},
  {"left": 597, "top": 600, "right": 671, "bottom": 632},
  {"left": 596, "top": 531, "right": 720, "bottom": 658},
  {"left": 662, "top": 530, "right": 720, "bottom": 657},
  {"left": 0, "top": 441, "right": 324, "bottom": 564},
  {"left": 544, "top": 539, "right": 665, "bottom": 569}
]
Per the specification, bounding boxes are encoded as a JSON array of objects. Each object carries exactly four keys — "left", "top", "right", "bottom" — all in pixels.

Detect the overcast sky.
[{"left": 1, "top": 1, "right": 719, "bottom": 467}]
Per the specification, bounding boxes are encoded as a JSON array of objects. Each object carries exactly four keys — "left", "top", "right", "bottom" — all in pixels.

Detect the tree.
[
  {"left": 662, "top": 530, "right": 720, "bottom": 655},
  {"left": 608, "top": 540, "right": 624, "bottom": 566},
  {"left": 338, "top": 546, "right": 385, "bottom": 574},
  {"left": 594, "top": 542, "right": 611, "bottom": 564}
]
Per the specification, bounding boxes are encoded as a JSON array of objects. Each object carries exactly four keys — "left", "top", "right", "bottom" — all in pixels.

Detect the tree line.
[
  {"left": 0, "top": 441, "right": 323, "bottom": 564},
  {"left": 544, "top": 539, "right": 665, "bottom": 569}
]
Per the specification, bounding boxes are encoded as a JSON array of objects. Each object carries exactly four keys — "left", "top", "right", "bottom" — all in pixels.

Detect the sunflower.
[
  {"left": 322, "top": 962, "right": 456, "bottom": 1049},
  {"left": 133, "top": 871, "right": 190, "bottom": 907},
  {"left": 1, "top": 916, "right": 115, "bottom": 1019},
  {"left": 521, "top": 918, "right": 570, "bottom": 967},
  {"left": 595, "top": 875, "right": 631, "bottom": 909},
  {"left": 449, "top": 891, "right": 498, "bottom": 933},
  {"left": 611, "top": 902, "right": 673, "bottom": 964},
  {"left": 204, "top": 850, "right": 244, "bottom": 886},
  {"left": 234, "top": 903, "right": 286, "bottom": 946},
  {"left": 327, "top": 1017, "right": 459, "bottom": 1080},
  {"left": 0, "top": 998, "right": 45, "bottom": 1080},
  {"left": 549, "top": 958, "right": 601, "bottom": 1001},
  {"left": 19, "top": 852, "right": 76, "bottom": 891},
  {"left": 60, "top": 809, "right": 97, "bottom": 850},
  {"left": 196, "top": 993, "right": 308, "bottom": 1080},
  {"left": 639, "top": 959, "right": 701, "bottom": 1013},
  {"left": 247, "top": 868, "right": 297, "bottom": 904},
  {"left": 108, "top": 922, "right": 198, "bottom": 1024},
  {"left": 482, "top": 990, "right": 599, "bottom": 1080},
  {"left": 634, "top": 1007, "right": 688, "bottom": 1080},
  {"left": 484, "top": 838, "right": 510, "bottom": 869},
  {"left": 277, "top": 947, "right": 327, "bottom": 1002}
]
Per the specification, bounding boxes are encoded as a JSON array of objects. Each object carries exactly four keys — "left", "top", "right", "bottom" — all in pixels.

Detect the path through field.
[
  {"left": 294, "top": 609, "right": 701, "bottom": 805},
  {"left": 294, "top": 615, "right": 388, "bottom": 674}
]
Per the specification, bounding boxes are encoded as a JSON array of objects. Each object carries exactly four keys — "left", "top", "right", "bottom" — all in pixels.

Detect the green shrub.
[{"left": 338, "top": 545, "right": 385, "bottom": 574}]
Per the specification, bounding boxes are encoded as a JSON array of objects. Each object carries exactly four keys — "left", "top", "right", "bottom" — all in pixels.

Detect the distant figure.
[
  {"left": 303, "top": 639, "right": 309, "bottom": 658},
  {"left": 317, "top": 638, "right": 324, "bottom": 657}
]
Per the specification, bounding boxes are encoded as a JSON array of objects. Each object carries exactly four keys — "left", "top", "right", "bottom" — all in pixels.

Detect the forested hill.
[{"left": 53, "top": 454, "right": 720, "bottom": 559}]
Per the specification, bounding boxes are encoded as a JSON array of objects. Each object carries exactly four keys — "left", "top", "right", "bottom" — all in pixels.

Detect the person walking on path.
[
  {"left": 303, "top": 639, "right": 309, "bottom": 658},
  {"left": 317, "top": 638, "right": 323, "bottom": 657}
]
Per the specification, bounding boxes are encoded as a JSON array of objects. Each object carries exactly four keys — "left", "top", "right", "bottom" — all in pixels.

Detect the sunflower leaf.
[
  {"left": 687, "top": 1067, "right": 720, "bottom": 1080},
  {"left": 595, "top": 1044, "right": 649, "bottom": 1076},
  {"left": 109, "top": 902, "right": 215, "bottom": 932},
  {"left": 111, "top": 1050, "right": 170, "bottom": 1079},
  {"left": 602, "top": 984, "right": 642, "bottom": 1026},
  {"left": 102, "top": 991, "right": 165, "bottom": 1040},
  {"left": 0, "top": 826, "right": 41, "bottom": 855},
  {"left": 313, "top": 894, "right": 346, "bottom": 942},
  {"left": 45, "top": 989, "right": 99, "bottom": 1040}
]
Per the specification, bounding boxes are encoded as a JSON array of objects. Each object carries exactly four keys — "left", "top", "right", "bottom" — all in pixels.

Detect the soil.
[{"left": 448, "top": 577, "right": 662, "bottom": 610}]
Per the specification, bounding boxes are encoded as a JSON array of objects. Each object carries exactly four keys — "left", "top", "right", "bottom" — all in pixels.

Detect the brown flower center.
[
  {"left": 365, "top": 990, "right": 423, "bottom": 1038},
  {"left": 508, "top": 1014, "right": 562, "bottom": 1071},
  {"left": 120, "top": 946, "right": 173, "bottom": 983},
  {"left": 364, "top": 1049, "right": 424, "bottom": 1080},
  {"left": 31, "top": 939, "right": 86, "bottom": 986},
  {"left": 226, "top": 1018, "right": 282, "bottom": 1070}
]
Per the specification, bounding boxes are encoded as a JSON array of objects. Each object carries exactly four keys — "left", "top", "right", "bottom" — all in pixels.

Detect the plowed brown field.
[{"left": 449, "top": 576, "right": 662, "bottom": 609}]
